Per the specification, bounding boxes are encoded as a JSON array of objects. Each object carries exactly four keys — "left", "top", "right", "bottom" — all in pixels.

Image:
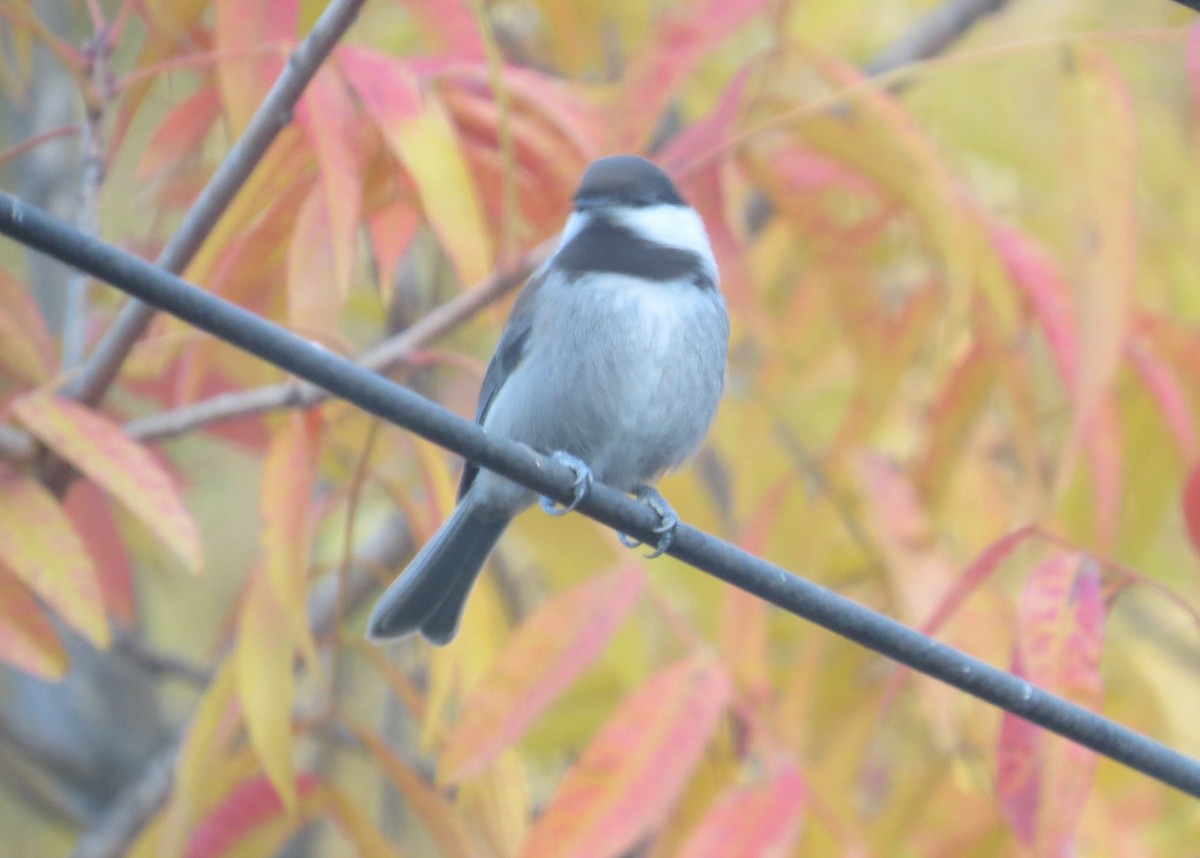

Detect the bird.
[{"left": 366, "top": 154, "right": 729, "bottom": 644}]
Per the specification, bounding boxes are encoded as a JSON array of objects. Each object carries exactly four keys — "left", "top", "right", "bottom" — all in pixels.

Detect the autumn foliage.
[{"left": 1, "top": 0, "right": 1200, "bottom": 855}]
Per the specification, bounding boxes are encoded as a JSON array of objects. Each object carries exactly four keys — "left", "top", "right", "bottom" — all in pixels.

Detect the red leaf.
[
  {"left": 184, "top": 773, "right": 319, "bottom": 858},
  {"left": 990, "top": 221, "right": 1077, "bottom": 391},
  {"left": 0, "top": 566, "right": 66, "bottom": 679},
  {"left": 63, "top": 480, "right": 136, "bottom": 627},
  {"left": 296, "top": 67, "right": 361, "bottom": 303},
  {"left": 615, "top": 0, "right": 772, "bottom": 151},
  {"left": 521, "top": 656, "right": 732, "bottom": 858},
  {"left": 1183, "top": 464, "right": 1200, "bottom": 555},
  {"left": 440, "top": 564, "right": 645, "bottom": 783},
  {"left": 678, "top": 763, "right": 807, "bottom": 858},
  {"left": 997, "top": 553, "right": 1105, "bottom": 854},
  {"left": 138, "top": 86, "right": 222, "bottom": 178}
]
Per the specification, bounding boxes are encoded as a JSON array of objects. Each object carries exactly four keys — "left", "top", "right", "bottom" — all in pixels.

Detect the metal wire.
[{"left": 3, "top": 190, "right": 1199, "bottom": 798}]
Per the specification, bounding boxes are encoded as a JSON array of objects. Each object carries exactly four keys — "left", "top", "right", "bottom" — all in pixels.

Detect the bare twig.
[
  {"left": 68, "top": 741, "right": 177, "bottom": 858},
  {"left": 111, "top": 631, "right": 212, "bottom": 688},
  {"left": 65, "top": 0, "right": 367, "bottom": 409},
  {"left": 123, "top": 239, "right": 551, "bottom": 444},
  {"left": 62, "top": 29, "right": 113, "bottom": 370},
  {"left": 0, "top": 424, "right": 36, "bottom": 462},
  {"left": 68, "top": 515, "right": 415, "bottom": 858},
  {"left": 865, "top": 0, "right": 1011, "bottom": 76}
]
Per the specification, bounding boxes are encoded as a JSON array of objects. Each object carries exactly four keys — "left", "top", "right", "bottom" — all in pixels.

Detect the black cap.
[{"left": 573, "top": 155, "right": 686, "bottom": 210}]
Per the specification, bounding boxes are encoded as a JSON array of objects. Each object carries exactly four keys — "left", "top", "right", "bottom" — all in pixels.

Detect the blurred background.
[{"left": 1, "top": 0, "right": 1199, "bottom": 855}]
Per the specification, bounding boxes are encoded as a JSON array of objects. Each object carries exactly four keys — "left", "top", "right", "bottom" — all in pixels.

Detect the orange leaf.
[
  {"left": 286, "top": 183, "right": 343, "bottom": 338},
  {"left": 183, "top": 773, "right": 319, "bottom": 858},
  {"left": 13, "top": 393, "right": 202, "bottom": 574},
  {"left": 367, "top": 199, "right": 421, "bottom": 293},
  {"left": 352, "top": 723, "right": 481, "bottom": 858},
  {"left": 137, "top": 85, "right": 222, "bottom": 178},
  {"left": 1062, "top": 46, "right": 1138, "bottom": 434},
  {"left": 0, "top": 269, "right": 56, "bottom": 384},
  {"left": 0, "top": 565, "right": 66, "bottom": 678},
  {"left": 998, "top": 553, "right": 1105, "bottom": 854},
  {"left": 236, "top": 568, "right": 298, "bottom": 812},
  {"left": 677, "top": 763, "right": 807, "bottom": 858},
  {"left": 0, "top": 471, "right": 108, "bottom": 647},
  {"left": 339, "top": 47, "right": 493, "bottom": 285},
  {"left": 440, "top": 564, "right": 645, "bottom": 784},
  {"left": 521, "top": 656, "right": 732, "bottom": 858},
  {"left": 214, "top": 0, "right": 295, "bottom": 135},
  {"left": 296, "top": 67, "right": 361, "bottom": 303}
]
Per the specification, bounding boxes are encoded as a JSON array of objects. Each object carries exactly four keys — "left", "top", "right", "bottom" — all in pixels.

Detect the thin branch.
[
  {"left": 864, "top": 0, "right": 1011, "bottom": 77},
  {"left": 62, "top": 31, "right": 112, "bottom": 371},
  {"left": 111, "top": 631, "right": 212, "bottom": 688},
  {"left": 0, "top": 424, "right": 36, "bottom": 462},
  {"left": 6, "top": 192, "right": 1200, "bottom": 803},
  {"left": 64, "top": 0, "right": 367, "bottom": 409},
  {"left": 122, "top": 238, "right": 551, "bottom": 444}
]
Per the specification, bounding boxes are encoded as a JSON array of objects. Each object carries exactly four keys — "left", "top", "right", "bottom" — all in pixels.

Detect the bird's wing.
[{"left": 457, "top": 265, "right": 550, "bottom": 499}]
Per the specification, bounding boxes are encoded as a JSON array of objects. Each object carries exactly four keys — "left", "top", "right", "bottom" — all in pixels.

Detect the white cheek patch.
[{"left": 613, "top": 205, "right": 718, "bottom": 281}]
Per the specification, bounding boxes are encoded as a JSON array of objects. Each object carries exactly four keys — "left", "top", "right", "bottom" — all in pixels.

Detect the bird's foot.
[
  {"left": 540, "top": 451, "right": 594, "bottom": 516},
  {"left": 618, "top": 485, "right": 679, "bottom": 558}
]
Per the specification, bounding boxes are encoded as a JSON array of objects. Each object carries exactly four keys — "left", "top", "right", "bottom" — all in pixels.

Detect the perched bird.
[{"left": 366, "top": 155, "right": 729, "bottom": 644}]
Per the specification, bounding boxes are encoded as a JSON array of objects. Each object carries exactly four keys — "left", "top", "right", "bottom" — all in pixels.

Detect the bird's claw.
[
  {"left": 540, "top": 451, "right": 593, "bottom": 516},
  {"left": 619, "top": 485, "right": 679, "bottom": 558}
]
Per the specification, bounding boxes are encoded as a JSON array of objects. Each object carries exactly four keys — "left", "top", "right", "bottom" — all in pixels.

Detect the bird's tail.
[{"left": 366, "top": 500, "right": 509, "bottom": 645}]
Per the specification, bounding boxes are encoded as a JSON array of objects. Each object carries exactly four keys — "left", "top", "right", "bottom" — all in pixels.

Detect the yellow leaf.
[
  {"left": 13, "top": 393, "right": 203, "bottom": 575},
  {"left": 236, "top": 569, "right": 297, "bottom": 813},
  {"left": 0, "top": 471, "right": 108, "bottom": 647},
  {"left": 339, "top": 47, "right": 494, "bottom": 284},
  {"left": 161, "top": 658, "right": 239, "bottom": 858},
  {"left": 1062, "top": 45, "right": 1138, "bottom": 435}
]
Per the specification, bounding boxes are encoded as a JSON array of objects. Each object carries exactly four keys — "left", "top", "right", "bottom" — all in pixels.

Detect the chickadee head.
[{"left": 572, "top": 155, "right": 687, "bottom": 211}]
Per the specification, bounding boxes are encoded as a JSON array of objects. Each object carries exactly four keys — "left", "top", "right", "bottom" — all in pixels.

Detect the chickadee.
[{"left": 366, "top": 155, "right": 729, "bottom": 644}]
